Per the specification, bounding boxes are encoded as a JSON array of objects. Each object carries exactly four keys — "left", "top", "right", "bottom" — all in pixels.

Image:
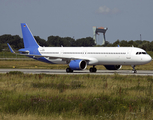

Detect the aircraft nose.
[{"left": 145, "top": 55, "right": 152, "bottom": 63}]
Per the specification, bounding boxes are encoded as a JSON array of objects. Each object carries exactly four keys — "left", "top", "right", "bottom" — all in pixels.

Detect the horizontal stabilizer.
[{"left": 7, "top": 43, "right": 15, "bottom": 54}]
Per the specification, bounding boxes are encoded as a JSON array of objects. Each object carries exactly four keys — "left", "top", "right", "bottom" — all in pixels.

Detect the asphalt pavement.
[{"left": 0, "top": 69, "right": 153, "bottom": 76}]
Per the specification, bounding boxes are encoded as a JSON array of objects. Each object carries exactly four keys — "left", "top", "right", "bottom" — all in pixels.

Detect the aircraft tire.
[
  {"left": 89, "top": 67, "right": 97, "bottom": 73},
  {"left": 132, "top": 70, "right": 137, "bottom": 73},
  {"left": 66, "top": 68, "right": 73, "bottom": 73}
]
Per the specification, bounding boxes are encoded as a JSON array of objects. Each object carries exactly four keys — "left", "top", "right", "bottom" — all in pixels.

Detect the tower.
[{"left": 93, "top": 26, "right": 108, "bottom": 45}]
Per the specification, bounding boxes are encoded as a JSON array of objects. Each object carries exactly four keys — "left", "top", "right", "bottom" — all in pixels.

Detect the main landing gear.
[
  {"left": 66, "top": 66, "right": 98, "bottom": 73},
  {"left": 89, "top": 65, "right": 97, "bottom": 72},
  {"left": 66, "top": 68, "right": 73, "bottom": 73},
  {"left": 132, "top": 65, "right": 137, "bottom": 73}
]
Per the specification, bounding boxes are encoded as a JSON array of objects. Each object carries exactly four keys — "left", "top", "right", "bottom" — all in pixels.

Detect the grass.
[
  {"left": 1, "top": 73, "right": 153, "bottom": 119},
  {"left": 0, "top": 52, "right": 28, "bottom": 58}
]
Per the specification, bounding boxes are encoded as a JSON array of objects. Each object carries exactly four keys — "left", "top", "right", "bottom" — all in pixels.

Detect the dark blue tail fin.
[{"left": 21, "top": 23, "right": 39, "bottom": 48}]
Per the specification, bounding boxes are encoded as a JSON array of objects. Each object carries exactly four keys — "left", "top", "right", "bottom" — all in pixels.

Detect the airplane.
[{"left": 7, "top": 23, "right": 152, "bottom": 73}]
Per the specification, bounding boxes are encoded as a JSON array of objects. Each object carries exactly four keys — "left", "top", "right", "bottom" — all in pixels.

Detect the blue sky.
[{"left": 0, "top": 0, "right": 153, "bottom": 44}]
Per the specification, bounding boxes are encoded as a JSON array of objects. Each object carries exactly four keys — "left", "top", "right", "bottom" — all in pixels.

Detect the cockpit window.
[{"left": 136, "top": 52, "right": 147, "bottom": 55}]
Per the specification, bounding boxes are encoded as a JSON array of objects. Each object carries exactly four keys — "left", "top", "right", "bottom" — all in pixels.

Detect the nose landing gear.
[{"left": 132, "top": 65, "right": 137, "bottom": 73}]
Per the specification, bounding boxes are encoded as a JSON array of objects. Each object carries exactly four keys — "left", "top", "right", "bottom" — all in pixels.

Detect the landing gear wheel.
[
  {"left": 66, "top": 68, "right": 73, "bottom": 73},
  {"left": 89, "top": 67, "right": 97, "bottom": 73},
  {"left": 132, "top": 70, "right": 137, "bottom": 73}
]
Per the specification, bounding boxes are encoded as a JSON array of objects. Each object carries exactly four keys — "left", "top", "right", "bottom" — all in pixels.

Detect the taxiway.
[{"left": 0, "top": 69, "right": 153, "bottom": 76}]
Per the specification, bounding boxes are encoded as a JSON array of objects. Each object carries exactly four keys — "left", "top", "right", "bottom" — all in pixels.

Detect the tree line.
[{"left": 0, "top": 34, "right": 153, "bottom": 52}]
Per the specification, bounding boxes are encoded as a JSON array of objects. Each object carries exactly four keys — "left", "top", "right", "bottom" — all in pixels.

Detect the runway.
[{"left": 0, "top": 69, "right": 153, "bottom": 76}]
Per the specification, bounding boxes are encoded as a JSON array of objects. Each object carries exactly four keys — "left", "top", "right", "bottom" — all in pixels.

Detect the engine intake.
[
  {"left": 69, "top": 59, "right": 87, "bottom": 70},
  {"left": 104, "top": 65, "right": 122, "bottom": 70}
]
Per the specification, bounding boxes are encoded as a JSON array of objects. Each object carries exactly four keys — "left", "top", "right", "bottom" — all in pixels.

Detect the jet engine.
[
  {"left": 104, "top": 65, "right": 122, "bottom": 70},
  {"left": 69, "top": 59, "right": 87, "bottom": 70}
]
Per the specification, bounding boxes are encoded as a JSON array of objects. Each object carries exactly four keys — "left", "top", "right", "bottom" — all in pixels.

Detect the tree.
[
  {"left": 75, "top": 37, "right": 95, "bottom": 46},
  {"left": 128, "top": 40, "right": 138, "bottom": 47},
  {"left": 138, "top": 41, "right": 150, "bottom": 51},
  {"left": 120, "top": 40, "right": 128, "bottom": 47},
  {"left": 148, "top": 41, "right": 153, "bottom": 51},
  {"left": 9, "top": 35, "right": 23, "bottom": 49},
  {"left": 34, "top": 36, "right": 48, "bottom": 47},
  {"left": 47, "top": 36, "right": 61, "bottom": 46},
  {"left": 135, "top": 40, "right": 143, "bottom": 45},
  {"left": 0, "top": 34, "right": 23, "bottom": 50},
  {"left": 112, "top": 39, "right": 120, "bottom": 47},
  {"left": 0, "top": 44, "right": 2, "bottom": 52},
  {"left": 1, "top": 34, "right": 153, "bottom": 52},
  {"left": 61, "top": 37, "right": 75, "bottom": 46},
  {"left": 105, "top": 41, "right": 112, "bottom": 46}
]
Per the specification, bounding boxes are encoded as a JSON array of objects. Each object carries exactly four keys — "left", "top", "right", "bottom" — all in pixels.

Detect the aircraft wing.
[
  {"left": 25, "top": 54, "right": 98, "bottom": 64},
  {"left": 27, "top": 53, "right": 89, "bottom": 60}
]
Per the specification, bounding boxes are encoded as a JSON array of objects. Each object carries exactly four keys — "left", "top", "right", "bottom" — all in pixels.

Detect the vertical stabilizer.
[{"left": 21, "top": 23, "right": 39, "bottom": 48}]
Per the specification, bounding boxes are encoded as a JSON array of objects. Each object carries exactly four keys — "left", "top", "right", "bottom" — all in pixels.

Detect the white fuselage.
[{"left": 38, "top": 47, "right": 152, "bottom": 65}]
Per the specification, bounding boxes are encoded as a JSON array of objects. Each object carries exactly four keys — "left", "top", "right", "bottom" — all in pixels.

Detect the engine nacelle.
[
  {"left": 104, "top": 65, "right": 122, "bottom": 70},
  {"left": 69, "top": 59, "right": 87, "bottom": 70}
]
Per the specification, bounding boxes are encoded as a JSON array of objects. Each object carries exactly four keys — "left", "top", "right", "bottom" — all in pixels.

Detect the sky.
[{"left": 0, "top": 0, "right": 153, "bottom": 44}]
